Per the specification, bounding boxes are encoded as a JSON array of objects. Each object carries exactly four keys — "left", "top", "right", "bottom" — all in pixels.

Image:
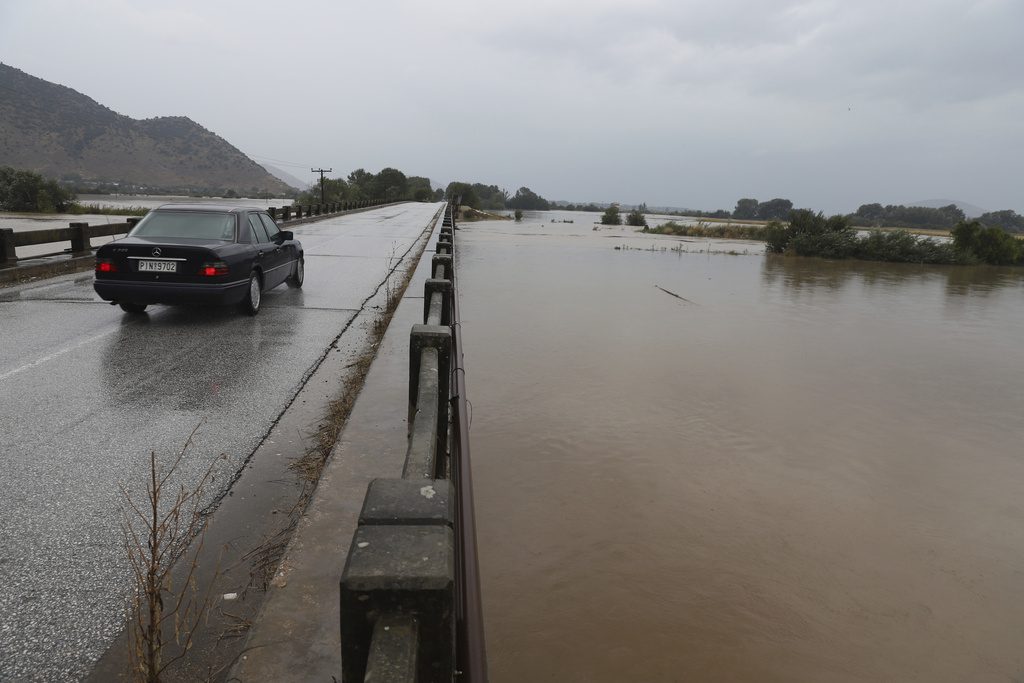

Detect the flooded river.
[{"left": 458, "top": 211, "right": 1024, "bottom": 682}]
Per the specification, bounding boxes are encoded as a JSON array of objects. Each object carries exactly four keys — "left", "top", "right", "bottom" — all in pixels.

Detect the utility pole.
[{"left": 311, "top": 168, "right": 332, "bottom": 205}]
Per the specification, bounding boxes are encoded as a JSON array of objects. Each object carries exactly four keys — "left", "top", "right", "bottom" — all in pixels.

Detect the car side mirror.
[{"left": 277, "top": 230, "right": 293, "bottom": 242}]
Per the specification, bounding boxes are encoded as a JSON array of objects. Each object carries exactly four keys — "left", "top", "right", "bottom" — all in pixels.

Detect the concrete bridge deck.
[{"left": 0, "top": 202, "right": 443, "bottom": 680}]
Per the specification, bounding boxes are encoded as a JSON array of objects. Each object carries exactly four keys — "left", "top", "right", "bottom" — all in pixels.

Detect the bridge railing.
[
  {"left": 340, "top": 202, "right": 488, "bottom": 682},
  {"left": 0, "top": 199, "right": 397, "bottom": 266}
]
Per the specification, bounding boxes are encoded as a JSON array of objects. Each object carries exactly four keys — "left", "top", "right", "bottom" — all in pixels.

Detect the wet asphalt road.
[{"left": 0, "top": 203, "right": 441, "bottom": 681}]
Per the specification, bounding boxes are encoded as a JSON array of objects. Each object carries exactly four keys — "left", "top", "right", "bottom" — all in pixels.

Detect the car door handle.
[{"left": 257, "top": 251, "right": 264, "bottom": 258}]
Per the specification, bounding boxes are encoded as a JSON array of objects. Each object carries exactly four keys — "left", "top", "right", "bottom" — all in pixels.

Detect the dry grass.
[{"left": 120, "top": 426, "right": 221, "bottom": 683}]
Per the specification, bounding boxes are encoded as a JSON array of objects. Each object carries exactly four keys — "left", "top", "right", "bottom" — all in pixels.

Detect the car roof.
[{"left": 152, "top": 203, "right": 262, "bottom": 213}]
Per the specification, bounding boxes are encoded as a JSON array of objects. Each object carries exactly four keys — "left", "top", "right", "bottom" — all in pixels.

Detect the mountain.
[
  {"left": 909, "top": 199, "right": 988, "bottom": 219},
  {"left": 0, "top": 63, "right": 290, "bottom": 195},
  {"left": 261, "top": 163, "right": 309, "bottom": 191}
]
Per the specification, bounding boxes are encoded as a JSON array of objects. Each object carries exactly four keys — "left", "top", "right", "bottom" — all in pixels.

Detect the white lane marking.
[{"left": 0, "top": 328, "right": 118, "bottom": 382}]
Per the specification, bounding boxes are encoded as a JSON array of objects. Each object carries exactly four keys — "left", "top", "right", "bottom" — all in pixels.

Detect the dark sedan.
[{"left": 94, "top": 204, "right": 303, "bottom": 315}]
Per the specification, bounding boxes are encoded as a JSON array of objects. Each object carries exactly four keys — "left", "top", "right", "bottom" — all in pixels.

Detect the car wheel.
[
  {"left": 287, "top": 256, "right": 304, "bottom": 288},
  {"left": 239, "top": 272, "right": 262, "bottom": 315},
  {"left": 119, "top": 302, "right": 147, "bottom": 314}
]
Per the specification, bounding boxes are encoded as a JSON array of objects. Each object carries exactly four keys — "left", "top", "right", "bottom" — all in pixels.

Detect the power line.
[
  {"left": 311, "top": 167, "right": 332, "bottom": 205},
  {"left": 249, "top": 154, "right": 314, "bottom": 169}
]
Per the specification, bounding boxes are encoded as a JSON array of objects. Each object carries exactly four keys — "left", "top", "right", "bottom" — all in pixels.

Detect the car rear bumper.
[{"left": 94, "top": 278, "right": 249, "bottom": 305}]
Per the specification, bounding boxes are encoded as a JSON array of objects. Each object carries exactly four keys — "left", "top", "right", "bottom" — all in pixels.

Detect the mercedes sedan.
[{"left": 93, "top": 204, "right": 303, "bottom": 315}]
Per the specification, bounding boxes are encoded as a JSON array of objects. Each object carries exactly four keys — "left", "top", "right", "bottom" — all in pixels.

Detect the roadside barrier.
[
  {"left": 0, "top": 199, "right": 397, "bottom": 266},
  {"left": 340, "top": 203, "right": 488, "bottom": 682}
]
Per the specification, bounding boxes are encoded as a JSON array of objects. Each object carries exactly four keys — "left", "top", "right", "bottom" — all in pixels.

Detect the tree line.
[
  {"left": 762, "top": 210, "right": 1022, "bottom": 266},
  {"left": 294, "top": 167, "right": 440, "bottom": 206},
  {"left": 444, "top": 182, "right": 551, "bottom": 211},
  {"left": 584, "top": 196, "right": 1024, "bottom": 235},
  {"left": 295, "top": 172, "right": 553, "bottom": 212}
]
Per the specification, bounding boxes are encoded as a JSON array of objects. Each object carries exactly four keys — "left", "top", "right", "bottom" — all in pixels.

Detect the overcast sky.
[{"left": 2, "top": 0, "right": 1022, "bottom": 213}]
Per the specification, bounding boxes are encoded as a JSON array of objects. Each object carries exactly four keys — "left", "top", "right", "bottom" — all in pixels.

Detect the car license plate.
[{"left": 138, "top": 260, "right": 178, "bottom": 273}]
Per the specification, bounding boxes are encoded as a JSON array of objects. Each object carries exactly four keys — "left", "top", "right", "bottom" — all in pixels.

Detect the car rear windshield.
[{"left": 129, "top": 211, "right": 236, "bottom": 241}]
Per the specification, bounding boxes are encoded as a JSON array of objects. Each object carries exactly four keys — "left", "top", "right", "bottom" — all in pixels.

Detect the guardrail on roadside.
[
  {"left": 0, "top": 199, "right": 396, "bottom": 267},
  {"left": 339, "top": 202, "right": 488, "bottom": 682}
]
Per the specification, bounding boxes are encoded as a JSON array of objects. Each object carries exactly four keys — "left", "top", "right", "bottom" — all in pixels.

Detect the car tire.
[
  {"left": 286, "top": 256, "right": 304, "bottom": 288},
  {"left": 119, "top": 302, "right": 147, "bottom": 314},
  {"left": 239, "top": 272, "right": 262, "bottom": 316}
]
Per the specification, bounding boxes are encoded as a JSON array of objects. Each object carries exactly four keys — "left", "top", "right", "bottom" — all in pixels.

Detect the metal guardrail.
[
  {"left": 340, "top": 202, "right": 488, "bottom": 682},
  {"left": 0, "top": 199, "right": 396, "bottom": 266}
]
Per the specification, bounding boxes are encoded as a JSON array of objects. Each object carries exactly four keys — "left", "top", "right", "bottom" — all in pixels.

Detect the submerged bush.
[
  {"left": 601, "top": 205, "right": 622, "bottom": 225},
  {"left": 646, "top": 220, "right": 766, "bottom": 240},
  {"left": 952, "top": 220, "right": 1022, "bottom": 265}
]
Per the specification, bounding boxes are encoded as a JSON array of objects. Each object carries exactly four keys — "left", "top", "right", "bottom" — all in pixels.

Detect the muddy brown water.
[{"left": 458, "top": 212, "right": 1024, "bottom": 682}]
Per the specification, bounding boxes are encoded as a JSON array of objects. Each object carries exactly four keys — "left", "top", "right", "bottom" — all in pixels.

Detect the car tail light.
[
  {"left": 200, "top": 261, "right": 229, "bottom": 276},
  {"left": 96, "top": 258, "right": 116, "bottom": 273}
]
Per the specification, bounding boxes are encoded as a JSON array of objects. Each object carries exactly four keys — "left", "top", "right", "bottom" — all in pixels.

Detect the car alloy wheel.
[{"left": 240, "top": 272, "right": 262, "bottom": 315}]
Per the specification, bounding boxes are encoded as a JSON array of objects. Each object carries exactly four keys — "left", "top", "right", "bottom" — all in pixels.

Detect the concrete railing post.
[
  {"left": 408, "top": 325, "right": 452, "bottom": 477},
  {"left": 0, "top": 228, "right": 15, "bottom": 265},
  {"left": 431, "top": 254, "right": 452, "bottom": 280},
  {"left": 424, "top": 278, "right": 452, "bottom": 327},
  {"left": 69, "top": 222, "right": 91, "bottom": 255},
  {"left": 340, "top": 525, "right": 454, "bottom": 683},
  {"left": 268, "top": 207, "right": 277, "bottom": 220}
]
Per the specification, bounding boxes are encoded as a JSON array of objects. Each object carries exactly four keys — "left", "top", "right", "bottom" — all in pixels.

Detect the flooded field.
[{"left": 459, "top": 211, "right": 1024, "bottom": 682}]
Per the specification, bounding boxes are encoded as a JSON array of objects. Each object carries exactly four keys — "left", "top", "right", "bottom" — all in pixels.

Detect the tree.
[
  {"left": 294, "top": 177, "right": 352, "bottom": 205},
  {"left": 626, "top": 203, "right": 648, "bottom": 227},
  {"left": 346, "top": 169, "right": 375, "bottom": 200},
  {"left": 733, "top": 198, "right": 759, "bottom": 220},
  {"left": 374, "top": 167, "right": 408, "bottom": 202},
  {"left": 445, "top": 181, "right": 478, "bottom": 208},
  {"left": 952, "top": 220, "right": 1022, "bottom": 265},
  {"left": 0, "top": 166, "right": 75, "bottom": 212},
  {"left": 855, "top": 203, "right": 886, "bottom": 223},
  {"left": 756, "top": 198, "right": 793, "bottom": 221},
  {"left": 978, "top": 209, "right": 1024, "bottom": 233},
  {"left": 470, "top": 183, "right": 509, "bottom": 210},
  {"left": 507, "top": 187, "right": 550, "bottom": 211},
  {"left": 601, "top": 205, "right": 622, "bottom": 225}
]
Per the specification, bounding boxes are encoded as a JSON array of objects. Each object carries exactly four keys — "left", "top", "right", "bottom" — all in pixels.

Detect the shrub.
[
  {"left": 601, "top": 206, "right": 622, "bottom": 225},
  {"left": 953, "top": 220, "right": 1022, "bottom": 265},
  {"left": 0, "top": 166, "right": 75, "bottom": 212}
]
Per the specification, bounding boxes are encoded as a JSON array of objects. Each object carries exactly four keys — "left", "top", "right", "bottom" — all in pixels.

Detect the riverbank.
[{"left": 458, "top": 206, "right": 511, "bottom": 222}]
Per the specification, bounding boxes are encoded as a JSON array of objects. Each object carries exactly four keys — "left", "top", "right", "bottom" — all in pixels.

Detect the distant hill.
[
  {"left": 0, "top": 63, "right": 290, "bottom": 195},
  {"left": 909, "top": 199, "right": 988, "bottom": 219},
  {"left": 261, "top": 163, "right": 308, "bottom": 191}
]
